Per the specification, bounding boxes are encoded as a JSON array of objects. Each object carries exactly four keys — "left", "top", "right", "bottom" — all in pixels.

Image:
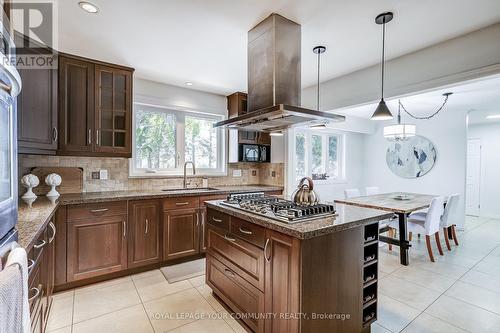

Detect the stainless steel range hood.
[{"left": 215, "top": 13, "right": 345, "bottom": 132}]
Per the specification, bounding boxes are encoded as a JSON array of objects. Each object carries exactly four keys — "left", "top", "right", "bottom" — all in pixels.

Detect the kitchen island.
[{"left": 205, "top": 200, "right": 393, "bottom": 333}]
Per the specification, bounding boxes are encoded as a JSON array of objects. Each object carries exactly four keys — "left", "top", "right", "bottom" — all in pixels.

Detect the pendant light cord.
[
  {"left": 381, "top": 18, "right": 386, "bottom": 99},
  {"left": 399, "top": 93, "right": 451, "bottom": 120},
  {"left": 317, "top": 50, "right": 321, "bottom": 111}
]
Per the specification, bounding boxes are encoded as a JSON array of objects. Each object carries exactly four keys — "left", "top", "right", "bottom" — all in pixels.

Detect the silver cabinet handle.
[
  {"left": 88, "top": 129, "right": 92, "bottom": 144},
  {"left": 224, "top": 268, "right": 235, "bottom": 278},
  {"left": 123, "top": 221, "right": 126, "bottom": 238},
  {"left": 0, "top": 82, "right": 12, "bottom": 93},
  {"left": 175, "top": 202, "right": 189, "bottom": 206},
  {"left": 34, "top": 240, "right": 46, "bottom": 249},
  {"left": 52, "top": 127, "right": 58, "bottom": 142},
  {"left": 224, "top": 235, "right": 236, "bottom": 242},
  {"left": 239, "top": 227, "right": 252, "bottom": 235},
  {"left": 196, "top": 213, "right": 199, "bottom": 227},
  {"left": 48, "top": 222, "right": 56, "bottom": 243},
  {"left": 28, "top": 287, "right": 41, "bottom": 301},
  {"left": 96, "top": 129, "right": 100, "bottom": 146},
  {"left": 145, "top": 219, "right": 149, "bottom": 234},
  {"left": 211, "top": 217, "right": 222, "bottom": 223},
  {"left": 90, "top": 208, "right": 108, "bottom": 213},
  {"left": 264, "top": 238, "right": 271, "bottom": 263},
  {"left": 27, "top": 259, "right": 36, "bottom": 273}
]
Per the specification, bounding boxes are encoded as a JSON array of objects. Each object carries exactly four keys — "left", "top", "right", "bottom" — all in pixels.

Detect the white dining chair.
[
  {"left": 441, "top": 194, "right": 460, "bottom": 249},
  {"left": 389, "top": 196, "right": 445, "bottom": 262},
  {"left": 365, "top": 187, "right": 379, "bottom": 196},
  {"left": 344, "top": 188, "right": 361, "bottom": 199}
]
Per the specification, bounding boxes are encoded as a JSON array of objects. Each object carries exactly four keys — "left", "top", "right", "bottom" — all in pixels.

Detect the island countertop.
[
  {"left": 17, "top": 185, "right": 283, "bottom": 251},
  {"left": 206, "top": 200, "right": 394, "bottom": 239}
]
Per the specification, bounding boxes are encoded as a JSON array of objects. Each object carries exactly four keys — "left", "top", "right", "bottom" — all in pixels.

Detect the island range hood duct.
[{"left": 214, "top": 13, "right": 345, "bottom": 132}]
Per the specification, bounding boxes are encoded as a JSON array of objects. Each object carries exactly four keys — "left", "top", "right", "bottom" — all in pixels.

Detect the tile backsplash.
[{"left": 19, "top": 155, "right": 284, "bottom": 193}]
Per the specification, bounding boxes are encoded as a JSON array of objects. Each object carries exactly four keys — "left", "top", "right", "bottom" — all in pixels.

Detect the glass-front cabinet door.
[{"left": 95, "top": 65, "right": 132, "bottom": 156}]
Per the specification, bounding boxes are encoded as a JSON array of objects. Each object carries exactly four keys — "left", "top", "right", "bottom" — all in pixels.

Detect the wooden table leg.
[{"left": 398, "top": 213, "right": 410, "bottom": 266}]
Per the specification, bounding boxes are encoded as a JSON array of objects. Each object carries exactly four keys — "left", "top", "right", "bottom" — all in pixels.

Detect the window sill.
[{"left": 129, "top": 171, "right": 228, "bottom": 178}]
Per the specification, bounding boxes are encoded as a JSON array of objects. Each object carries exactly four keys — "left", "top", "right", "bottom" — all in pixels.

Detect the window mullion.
[{"left": 177, "top": 112, "right": 186, "bottom": 171}]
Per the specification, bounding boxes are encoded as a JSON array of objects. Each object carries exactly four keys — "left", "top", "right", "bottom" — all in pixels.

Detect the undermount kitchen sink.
[{"left": 161, "top": 187, "right": 219, "bottom": 192}]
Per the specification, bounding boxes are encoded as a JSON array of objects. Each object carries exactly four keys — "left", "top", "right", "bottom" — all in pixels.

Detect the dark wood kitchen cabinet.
[
  {"left": 58, "top": 53, "right": 133, "bottom": 157},
  {"left": 199, "top": 194, "right": 227, "bottom": 253},
  {"left": 227, "top": 92, "right": 247, "bottom": 118},
  {"left": 128, "top": 200, "right": 161, "bottom": 268},
  {"left": 163, "top": 208, "right": 200, "bottom": 260},
  {"left": 16, "top": 33, "right": 58, "bottom": 155},
  {"left": 66, "top": 202, "right": 128, "bottom": 282}
]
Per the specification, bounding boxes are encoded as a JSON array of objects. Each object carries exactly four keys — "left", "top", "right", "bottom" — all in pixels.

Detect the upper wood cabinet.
[
  {"left": 128, "top": 200, "right": 161, "bottom": 268},
  {"left": 227, "top": 92, "right": 247, "bottom": 118},
  {"left": 58, "top": 53, "right": 133, "bottom": 157},
  {"left": 16, "top": 33, "right": 58, "bottom": 155}
]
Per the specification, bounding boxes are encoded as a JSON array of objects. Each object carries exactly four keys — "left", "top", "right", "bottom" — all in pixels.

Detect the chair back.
[
  {"left": 425, "top": 196, "right": 445, "bottom": 235},
  {"left": 365, "top": 187, "right": 379, "bottom": 196},
  {"left": 344, "top": 189, "right": 361, "bottom": 199},
  {"left": 441, "top": 194, "right": 460, "bottom": 227}
]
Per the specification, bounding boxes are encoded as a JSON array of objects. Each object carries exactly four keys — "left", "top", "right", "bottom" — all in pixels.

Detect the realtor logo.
[{"left": 5, "top": 1, "right": 58, "bottom": 68}]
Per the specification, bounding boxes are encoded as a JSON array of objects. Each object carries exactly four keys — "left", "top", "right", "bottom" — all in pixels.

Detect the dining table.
[{"left": 335, "top": 192, "right": 441, "bottom": 266}]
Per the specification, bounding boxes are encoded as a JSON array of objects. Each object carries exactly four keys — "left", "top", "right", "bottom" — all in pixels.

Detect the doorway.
[{"left": 466, "top": 138, "right": 481, "bottom": 216}]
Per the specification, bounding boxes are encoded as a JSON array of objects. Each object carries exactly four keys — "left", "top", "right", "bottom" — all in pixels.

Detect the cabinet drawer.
[
  {"left": 206, "top": 255, "right": 264, "bottom": 333},
  {"left": 206, "top": 208, "right": 229, "bottom": 231},
  {"left": 68, "top": 201, "right": 127, "bottom": 221},
  {"left": 207, "top": 226, "right": 265, "bottom": 291},
  {"left": 230, "top": 217, "right": 266, "bottom": 248},
  {"left": 163, "top": 196, "right": 199, "bottom": 210}
]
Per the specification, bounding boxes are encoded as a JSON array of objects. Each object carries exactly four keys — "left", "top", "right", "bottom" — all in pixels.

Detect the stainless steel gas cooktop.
[{"left": 220, "top": 192, "right": 336, "bottom": 223}]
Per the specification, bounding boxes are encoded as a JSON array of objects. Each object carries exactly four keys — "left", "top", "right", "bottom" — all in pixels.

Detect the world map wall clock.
[{"left": 386, "top": 135, "right": 437, "bottom": 178}]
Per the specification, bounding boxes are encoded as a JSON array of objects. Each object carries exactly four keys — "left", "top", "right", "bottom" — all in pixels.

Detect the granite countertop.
[
  {"left": 16, "top": 185, "right": 283, "bottom": 251},
  {"left": 206, "top": 200, "right": 394, "bottom": 240},
  {"left": 335, "top": 192, "right": 439, "bottom": 214}
]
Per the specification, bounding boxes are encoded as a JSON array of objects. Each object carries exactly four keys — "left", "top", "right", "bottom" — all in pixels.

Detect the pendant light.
[
  {"left": 371, "top": 12, "right": 394, "bottom": 121},
  {"left": 383, "top": 100, "right": 416, "bottom": 141},
  {"left": 310, "top": 45, "right": 328, "bottom": 129}
]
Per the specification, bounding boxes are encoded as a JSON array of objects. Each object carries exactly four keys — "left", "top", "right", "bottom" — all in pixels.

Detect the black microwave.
[{"left": 238, "top": 144, "right": 271, "bottom": 163}]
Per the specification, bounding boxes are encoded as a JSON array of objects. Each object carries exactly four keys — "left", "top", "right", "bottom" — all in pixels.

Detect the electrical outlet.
[
  {"left": 99, "top": 169, "right": 109, "bottom": 180},
  {"left": 233, "top": 169, "right": 242, "bottom": 177},
  {"left": 271, "top": 171, "right": 276, "bottom": 177},
  {"left": 91, "top": 171, "right": 100, "bottom": 179},
  {"left": 251, "top": 170, "right": 257, "bottom": 176}
]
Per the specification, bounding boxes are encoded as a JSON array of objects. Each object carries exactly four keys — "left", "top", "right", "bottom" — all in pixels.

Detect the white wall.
[
  {"left": 134, "top": 78, "right": 227, "bottom": 115},
  {"left": 362, "top": 110, "right": 468, "bottom": 228},
  {"left": 468, "top": 122, "right": 500, "bottom": 218}
]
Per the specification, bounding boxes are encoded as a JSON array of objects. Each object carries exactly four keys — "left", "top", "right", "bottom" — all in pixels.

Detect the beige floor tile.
[
  {"left": 460, "top": 269, "right": 500, "bottom": 293},
  {"left": 189, "top": 275, "right": 206, "bottom": 287},
  {"left": 402, "top": 313, "right": 467, "bottom": 333},
  {"left": 379, "top": 252, "right": 403, "bottom": 274},
  {"left": 47, "top": 326, "right": 72, "bottom": 333},
  {"left": 73, "top": 280, "right": 141, "bottom": 323},
  {"left": 72, "top": 304, "right": 153, "bottom": 333},
  {"left": 131, "top": 269, "right": 162, "bottom": 281},
  {"left": 473, "top": 256, "right": 500, "bottom": 276},
  {"left": 412, "top": 260, "right": 469, "bottom": 279},
  {"left": 168, "top": 318, "right": 234, "bottom": 333},
  {"left": 46, "top": 290, "right": 74, "bottom": 331},
  {"left": 391, "top": 265, "right": 457, "bottom": 293},
  {"left": 224, "top": 315, "right": 248, "bottom": 333},
  {"left": 133, "top": 269, "right": 193, "bottom": 302},
  {"left": 379, "top": 276, "right": 441, "bottom": 311},
  {"left": 74, "top": 276, "right": 131, "bottom": 295},
  {"left": 376, "top": 294, "right": 421, "bottom": 332},
  {"left": 370, "top": 323, "right": 391, "bottom": 333},
  {"left": 445, "top": 281, "right": 500, "bottom": 315},
  {"left": 196, "top": 284, "right": 227, "bottom": 313},
  {"left": 144, "top": 288, "right": 215, "bottom": 332},
  {"left": 425, "top": 295, "right": 500, "bottom": 333}
]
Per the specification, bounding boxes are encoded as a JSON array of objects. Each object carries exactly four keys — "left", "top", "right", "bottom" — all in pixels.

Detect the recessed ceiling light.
[
  {"left": 185, "top": 82, "right": 193, "bottom": 86},
  {"left": 486, "top": 114, "right": 500, "bottom": 119},
  {"left": 269, "top": 131, "right": 284, "bottom": 136},
  {"left": 310, "top": 123, "right": 327, "bottom": 129},
  {"left": 78, "top": 1, "right": 99, "bottom": 14}
]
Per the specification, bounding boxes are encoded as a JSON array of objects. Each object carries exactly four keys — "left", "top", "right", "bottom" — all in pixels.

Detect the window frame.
[
  {"left": 291, "top": 128, "right": 346, "bottom": 184},
  {"left": 129, "top": 102, "right": 226, "bottom": 177}
]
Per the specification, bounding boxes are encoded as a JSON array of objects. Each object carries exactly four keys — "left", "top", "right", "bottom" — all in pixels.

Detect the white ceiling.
[
  {"left": 336, "top": 75, "right": 500, "bottom": 122},
  {"left": 56, "top": 0, "right": 500, "bottom": 95}
]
